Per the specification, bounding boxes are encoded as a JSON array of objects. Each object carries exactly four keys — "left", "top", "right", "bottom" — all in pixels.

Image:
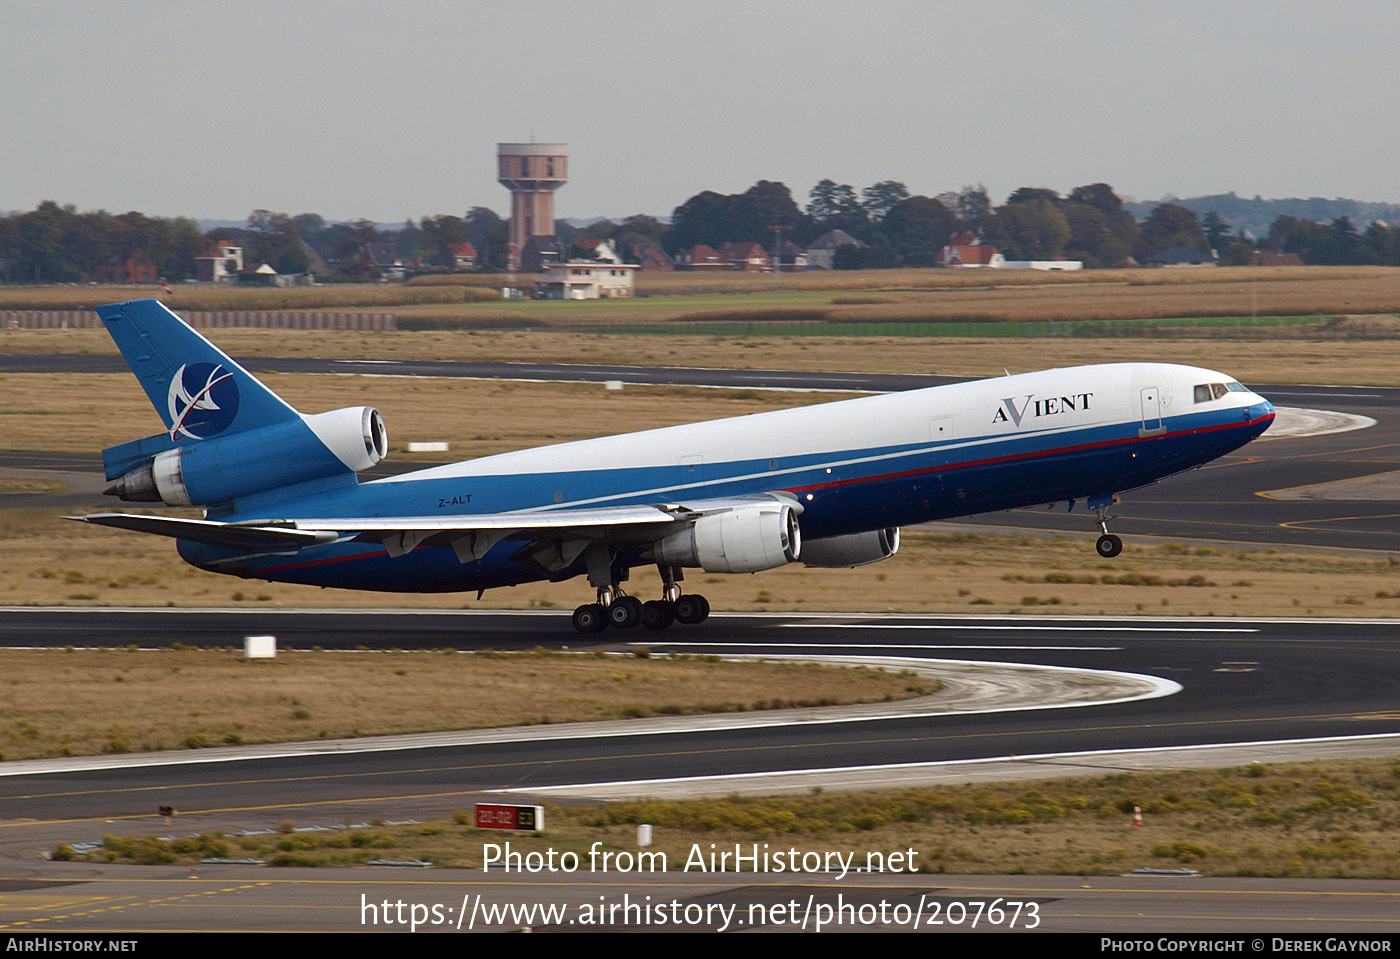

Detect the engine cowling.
[
  {"left": 801, "top": 527, "right": 900, "bottom": 568},
  {"left": 106, "top": 407, "right": 386, "bottom": 507},
  {"left": 651, "top": 503, "right": 801, "bottom": 573}
]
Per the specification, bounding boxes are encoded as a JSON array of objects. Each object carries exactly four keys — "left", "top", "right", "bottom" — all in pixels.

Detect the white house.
[
  {"left": 533, "top": 261, "right": 639, "bottom": 299},
  {"left": 194, "top": 242, "right": 244, "bottom": 283}
]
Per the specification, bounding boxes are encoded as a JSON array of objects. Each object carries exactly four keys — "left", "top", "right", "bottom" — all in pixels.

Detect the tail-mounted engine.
[{"left": 105, "top": 407, "right": 387, "bottom": 507}]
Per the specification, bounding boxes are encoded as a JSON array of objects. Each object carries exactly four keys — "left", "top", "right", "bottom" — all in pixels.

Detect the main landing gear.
[
  {"left": 1088, "top": 493, "right": 1124, "bottom": 558},
  {"left": 571, "top": 563, "right": 710, "bottom": 634},
  {"left": 570, "top": 591, "right": 710, "bottom": 634}
]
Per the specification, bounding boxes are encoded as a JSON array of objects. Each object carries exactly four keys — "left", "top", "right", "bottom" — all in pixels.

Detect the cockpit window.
[{"left": 1196, "top": 381, "right": 1250, "bottom": 403}]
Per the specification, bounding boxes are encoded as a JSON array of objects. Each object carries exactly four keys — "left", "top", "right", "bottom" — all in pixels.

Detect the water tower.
[{"left": 497, "top": 142, "right": 568, "bottom": 270}]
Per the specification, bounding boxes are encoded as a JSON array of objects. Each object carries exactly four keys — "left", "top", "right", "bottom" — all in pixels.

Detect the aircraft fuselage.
[{"left": 176, "top": 362, "right": 1274, "bottom": 592}]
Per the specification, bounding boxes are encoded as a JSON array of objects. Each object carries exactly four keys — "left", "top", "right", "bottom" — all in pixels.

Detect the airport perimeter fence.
[
  {"left": 1, "top": 310, "right": 397, "bottom": 330},
  {"left": 575, "top": 315, "right": 1331, "bottom": 338},
  {"left": 5, "top": 310, "right": 1393, "bottom": 338}
]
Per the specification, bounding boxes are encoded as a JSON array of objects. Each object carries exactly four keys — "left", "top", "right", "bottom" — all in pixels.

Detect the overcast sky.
[{"left": 4, "top": 1, "right": 1397, "bottom": 223}]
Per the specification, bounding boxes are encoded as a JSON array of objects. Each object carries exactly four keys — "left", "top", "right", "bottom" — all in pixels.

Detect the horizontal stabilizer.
[
  {"left": 101, "top": 431, "right": 181, "bottom": 482},
  {"left": 67, "top": 513, "right": 339, "bottom": 550}
]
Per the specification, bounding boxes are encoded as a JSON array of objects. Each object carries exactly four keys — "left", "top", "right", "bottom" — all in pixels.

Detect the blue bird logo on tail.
[{"left": 166, "top": 362, "right": 239, "bottom": 440}]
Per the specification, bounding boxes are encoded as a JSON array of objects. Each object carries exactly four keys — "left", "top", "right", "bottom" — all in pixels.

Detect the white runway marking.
[
  {"left": 508, "top": 733, "right": 1400, "bottom": 801},
  {"left": 776, "top": 624, "right": 1257, "bottom": 633},
  {"left": 631, "top": 642, "right": 1122, "bottom": 651}
]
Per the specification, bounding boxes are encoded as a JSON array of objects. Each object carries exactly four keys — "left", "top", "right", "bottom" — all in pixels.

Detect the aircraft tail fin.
[
  {"left": 95, "top": 298, "right": 300, "bottom": 445},
  {"left": 95, "top": 299, "right": 384, "bottom": 510}
]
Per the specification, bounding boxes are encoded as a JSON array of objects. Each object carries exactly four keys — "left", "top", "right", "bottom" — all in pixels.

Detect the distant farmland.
[{"left": 5, "top": 266, "right": 1400, "bottom": 336}]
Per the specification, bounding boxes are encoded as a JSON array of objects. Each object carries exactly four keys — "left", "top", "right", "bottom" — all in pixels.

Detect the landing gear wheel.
[
  {"left": 674, "top": 593, "right": 710, "bottom": 625},
  {"left": 1096, "top": 534, "right": 1123, "bottom": 558},
  {"left": 572, "top": 603, "right": 608, "bottom": 634},
  {"left": 641, "top": 600, "right": 675, "bottom": 630},
  {"left": 608, "top": 595, "right": 643, "bottom": 629}
]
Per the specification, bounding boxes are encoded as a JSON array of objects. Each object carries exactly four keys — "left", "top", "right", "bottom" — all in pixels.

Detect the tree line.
[
  {"left": 5, "top": 184, "right": 1400, "bottom": 284},
  {"left": 662, "top": 179, "right": 1400, "bottom": 269}
]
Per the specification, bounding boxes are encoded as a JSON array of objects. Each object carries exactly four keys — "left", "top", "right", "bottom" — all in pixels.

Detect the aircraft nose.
[{"left": 1253, "top": 395, "right": 1276, "bottom": 422}]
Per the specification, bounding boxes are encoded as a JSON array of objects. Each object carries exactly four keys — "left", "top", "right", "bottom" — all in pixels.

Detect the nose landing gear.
[
  {"left": 1096, "top": 533, "right": 1123, "bottom": 558},
  {"left": 1088, "top": 493, "right": 1124, "bottom": 558}
]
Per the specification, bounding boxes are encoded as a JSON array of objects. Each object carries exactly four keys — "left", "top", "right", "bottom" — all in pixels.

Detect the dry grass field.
[
  {"left": 0, "top": 647, "right": 929, "bottom": 761},
  {"left": 9, "top": 323, "right": 1400, "bottom": 385},
  {"left": 75, "top": 758, "right": 1400, "bottom": 879}
]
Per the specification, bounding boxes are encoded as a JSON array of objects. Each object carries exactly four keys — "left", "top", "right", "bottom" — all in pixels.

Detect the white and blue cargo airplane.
[{"left": 74, "top": 299, "right": 1275, "bottom": 633}]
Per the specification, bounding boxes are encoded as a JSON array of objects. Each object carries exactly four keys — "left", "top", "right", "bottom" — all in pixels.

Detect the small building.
[
  {"left": 805, "top": 230, "right": 864, "bottom": 269},
  {"left": 194, "top": 242, "right": 244, "bottom": 283},
  {"left": 939, "top": 242, "right": 1004, "bottom": 268},
  {"left": 519, "top": 235, "right": 566, "bottom": 273},
  {"left": 94, "top": 250, "right": 159, "bottom": 284},
  {"left": 361, "top": 243, "right": 406, "bottom": 280},
  {"left": 717, "top": 242, "right": 771, "bottom": 272},
  {"left": 631, "top": 243, "right": 674, "bottom": 271},
  {"left": 533, "top": 261, "right": 639, "bottom": 299},
  {"left": 447, "top": 242, "right": 478, "bottom": 270},
  {"left": 1145, "top": 245, "right": 1217, "bottom": 268},
  {"left": 674, "top": 244, "right": 732, "bottom": 271},
  {"left": 768, "top": 239, "right": 808, "bottom": 270}
]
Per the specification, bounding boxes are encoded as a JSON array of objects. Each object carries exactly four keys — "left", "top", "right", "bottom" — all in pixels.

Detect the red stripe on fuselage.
[
  {"left": 258, "top": 547, "right": 391, "bottom": 574},
  {"left": 784, "top": 411, "right": 1276, "bottom": 495}
]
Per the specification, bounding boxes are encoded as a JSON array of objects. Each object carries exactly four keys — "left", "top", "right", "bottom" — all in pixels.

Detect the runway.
[
  {"left": 1, "top": 612, "right": 1399, "bottom": 932},
  {"left": 0, "top": 611, "right": 1396, "bottom": 823}
]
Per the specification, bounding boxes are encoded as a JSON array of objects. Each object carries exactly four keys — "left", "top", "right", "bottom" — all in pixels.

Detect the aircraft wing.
[
  {"left": 68, "top": 493, "right": 800, "bottom": 561},
  {"left": 67, "top": 503, "right": 685, "bottom": 557}
]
